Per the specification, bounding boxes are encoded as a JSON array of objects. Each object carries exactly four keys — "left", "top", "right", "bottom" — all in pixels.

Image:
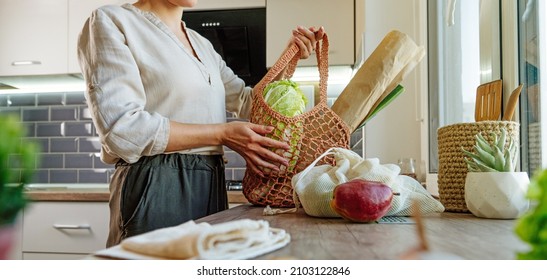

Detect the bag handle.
[
  {"left": 292, "top": 147, "right": 337, "bottom": 189},
  {"left": 253, "top": 33, "right": 330, "bottom": 105},
  {"left": 263, "top": 147, "right": 337, "bottom": 216}
]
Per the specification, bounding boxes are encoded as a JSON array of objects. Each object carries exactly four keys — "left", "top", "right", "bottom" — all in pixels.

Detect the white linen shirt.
[{"left": 77, "top": 3, "right": 252, "bottom": 164}]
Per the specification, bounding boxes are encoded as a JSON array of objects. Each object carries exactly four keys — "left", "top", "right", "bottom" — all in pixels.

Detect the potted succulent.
[
  {"left": 462, "top": 128, "right": 530, "bottom": 219},
  {"left": 0, "top": 115, "right": 39, "bottom": 259}
]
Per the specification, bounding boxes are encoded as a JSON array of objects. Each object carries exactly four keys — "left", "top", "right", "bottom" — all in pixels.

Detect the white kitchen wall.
[{"left": 361, "top": 0, "right": 428, "bottom": 182}]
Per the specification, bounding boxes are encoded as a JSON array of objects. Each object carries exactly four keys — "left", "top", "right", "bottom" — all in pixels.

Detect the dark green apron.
[{"left": 106, "top": 153, "right": 227, "bottom": 247}]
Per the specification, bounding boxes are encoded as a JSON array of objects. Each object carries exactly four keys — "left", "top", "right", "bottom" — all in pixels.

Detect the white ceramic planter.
[{"left": 464, "top": 172, "right": 530, "bottom": 219}]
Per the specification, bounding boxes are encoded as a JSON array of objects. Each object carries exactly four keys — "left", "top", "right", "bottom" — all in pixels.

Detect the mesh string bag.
[{"left": 243, "top": 33, "right": 351, "bottom": 208}]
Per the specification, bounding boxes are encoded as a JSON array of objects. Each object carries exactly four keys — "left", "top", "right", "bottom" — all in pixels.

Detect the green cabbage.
[{"left": 263, "top": 79, "right": 308, "bottom": 117}]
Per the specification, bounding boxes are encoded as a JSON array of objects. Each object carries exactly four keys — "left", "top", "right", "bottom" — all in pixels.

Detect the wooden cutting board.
[{"left": 331, "top": 30, "right": 425, "bottom": 133}]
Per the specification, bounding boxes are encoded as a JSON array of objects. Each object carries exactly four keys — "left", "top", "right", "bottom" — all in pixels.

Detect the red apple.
[{"left": 330, "top": 179, "right": 393, "bottom": 222}]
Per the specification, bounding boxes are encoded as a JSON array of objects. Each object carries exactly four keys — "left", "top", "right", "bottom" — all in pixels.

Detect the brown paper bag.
[{"left": 332, "top": 30, "right": 425, "bottom": 133}]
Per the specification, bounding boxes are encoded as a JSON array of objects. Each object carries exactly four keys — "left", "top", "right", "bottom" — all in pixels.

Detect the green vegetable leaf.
[
  {"left": 263, "top": 79, "right": 308, "bottom": 117},
  {"left": 357, "top": 84, "right": 405, "bottom": 129}
]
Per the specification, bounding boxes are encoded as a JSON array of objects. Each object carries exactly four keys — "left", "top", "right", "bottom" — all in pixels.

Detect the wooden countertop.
[
  {"left": 196, "top": 204, "right": 529, "bottom": 260},
  {"left": 26, "top": 188, "right": 110, "bottom": 202},
  {"left": 25, "top": 188, "right": 247, "bottom": 204}
]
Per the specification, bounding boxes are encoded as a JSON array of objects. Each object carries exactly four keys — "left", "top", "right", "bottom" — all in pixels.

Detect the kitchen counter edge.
[{"left": 26, "top": 189, "right": 247, "bottom": 203}]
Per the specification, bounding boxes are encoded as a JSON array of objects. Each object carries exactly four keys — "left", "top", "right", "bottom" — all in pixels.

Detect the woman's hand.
[
  {"left": 274, "top": 26, "right": 325, "bottom": 80},
  {"left": 220, "top": 121, "right": 289, "bottom": 177},
  {"left": 290, "top": 26, "right": 325, "bottom": 59}
]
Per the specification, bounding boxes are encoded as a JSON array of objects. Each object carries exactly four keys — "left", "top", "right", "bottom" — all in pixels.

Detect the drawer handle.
[
  {"left": 12, "top": 60, "right": 42, "bottom": 66},
  {"left": 53, "top": 224, "right": 91, "bottom": 230}
]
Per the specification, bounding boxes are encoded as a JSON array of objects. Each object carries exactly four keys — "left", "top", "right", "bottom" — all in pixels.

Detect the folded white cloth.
[{"left": 96, "top": 219, "right": 290, "bottom": 260}]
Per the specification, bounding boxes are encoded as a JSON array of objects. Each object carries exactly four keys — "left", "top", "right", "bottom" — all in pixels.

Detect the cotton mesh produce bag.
[
  {"left": 290, "top": 148, "right": 445, "bottom": 218},
  {"left": 243, "top": 33, "right": 350, "bottom": 208}
]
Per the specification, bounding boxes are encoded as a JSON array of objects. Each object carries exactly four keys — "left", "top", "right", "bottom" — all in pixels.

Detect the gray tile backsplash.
[
  {"left": 0, "top": 91, "right": 110, "bottom": 184},
  {"left": 1, "top": 91, "right": 364, "bottom": 184},
  {"left": 8, "top": 95, "right": 36, "bottom": 106},
  {"left": 50, "top": 138, "right": 78, "bottom": 153}
]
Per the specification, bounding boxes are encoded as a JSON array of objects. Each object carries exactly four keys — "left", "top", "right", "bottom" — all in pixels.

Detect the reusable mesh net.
[
  {"left": 243, "top": 34, "right": 350, "bottom": 208},
  {"left": 290, "top": 148, "right": 445, "bottom": 218}
]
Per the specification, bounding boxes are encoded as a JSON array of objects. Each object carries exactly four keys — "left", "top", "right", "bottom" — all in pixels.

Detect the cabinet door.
[
  {"left": 68, "top": 0, "right": 126, "bottom": 73},
  {"left": 0, "top": 0, "right": 68, "bottom": 76},
  {"left": 266, "top": 0, "right": 354, "bottom": 67},
  {"left": 22, "top": 202, "right": 109, "bottom": 255}
]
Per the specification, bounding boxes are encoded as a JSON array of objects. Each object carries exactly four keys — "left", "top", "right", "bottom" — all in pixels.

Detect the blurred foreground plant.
[
  {"left": 0, "top": 115, "right": 39, "bottom": 226},
  {"left": 514, "top": 169, "right": 547, "bottom": 259}
]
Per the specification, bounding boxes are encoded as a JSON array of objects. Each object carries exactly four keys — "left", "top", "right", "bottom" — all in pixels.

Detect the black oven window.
[
  {"left": 183, "top": 8, "right": 266, "bottom": 86},
  {"left": 196, "top": 27, "right": 251, "bottom": 79}
]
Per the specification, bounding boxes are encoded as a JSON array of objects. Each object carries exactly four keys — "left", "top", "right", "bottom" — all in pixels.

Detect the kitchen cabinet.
[
  {"left": 265, "top": 0, "right": 355, "bottom": 67},
  {"left": 21, "top": 201, "right": 109, "bottom": 259},
  {"left": 0, "top": 0, "right": 125, "bottom": 76},
  {"left": 0, "top": 0, "right": 68, "bottom": 76}
]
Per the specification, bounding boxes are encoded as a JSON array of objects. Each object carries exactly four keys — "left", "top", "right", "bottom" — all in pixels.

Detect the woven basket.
[{"left": 437, "top": 121, "right": 520, "bottom": 212}]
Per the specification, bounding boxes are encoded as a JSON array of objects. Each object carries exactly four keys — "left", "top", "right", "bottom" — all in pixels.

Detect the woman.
[{"left": 77, "top": 0, "right": 323, "bottom": 247}]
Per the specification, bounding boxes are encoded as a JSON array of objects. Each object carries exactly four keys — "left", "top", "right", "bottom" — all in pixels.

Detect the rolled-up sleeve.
[
  {"left": 78, "top": 9, "right": 169, "bottom": 164},
  {"left": 223, "top": 71, "right": 253, "bottom": 119}
]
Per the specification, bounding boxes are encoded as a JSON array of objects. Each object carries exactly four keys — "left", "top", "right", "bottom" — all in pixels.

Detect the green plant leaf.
[
  {"left": 474, "top": 144, "right": 496, "bottom": 167},
  {"left": 503, "top": 151, "right": 513, "bottom": 172},
  {"left": 464, "top": 158, "right": 481, "bottom": 172},
  {"left": 462, "top": 148, "right": 484, "bottom": 164},
  {"left": 476, "top": 133, "right": 494, "bottom": 154},
  {"left": 514, "top": 168, "right": 547, "bottom": 259},
  {"left": 474, "top": 159, "right": 499, "bottom": 172},
  {"left": 497, "top": 128, "right": 507, "bottom": 151},
  {"left": 0, "top": 115, "right": 39, "bottom": 225},
  {"left": 510, "top": 139, "right": 519, "bottom": 172},
  {"left": 462, "top": 128, "right": 518, "bottom": 172},
  {"left": 493, "top": 145, "right": 506, "bottom": 171}
]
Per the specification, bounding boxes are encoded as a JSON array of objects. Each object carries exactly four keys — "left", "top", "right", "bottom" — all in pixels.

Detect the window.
[
  {"left": 428, "top": 0, "right": 501, "bottom": 173},
  {"left": 518, "top": 0, "right": 544, "bottom": 174},
  {"left": 428, "top": 0, "right": 545, "bottom": 181}
]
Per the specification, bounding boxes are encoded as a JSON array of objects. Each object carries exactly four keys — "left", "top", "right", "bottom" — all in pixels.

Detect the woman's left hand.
[{"left": 290, "top": 26, "right": 325, "bottom": 59}]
